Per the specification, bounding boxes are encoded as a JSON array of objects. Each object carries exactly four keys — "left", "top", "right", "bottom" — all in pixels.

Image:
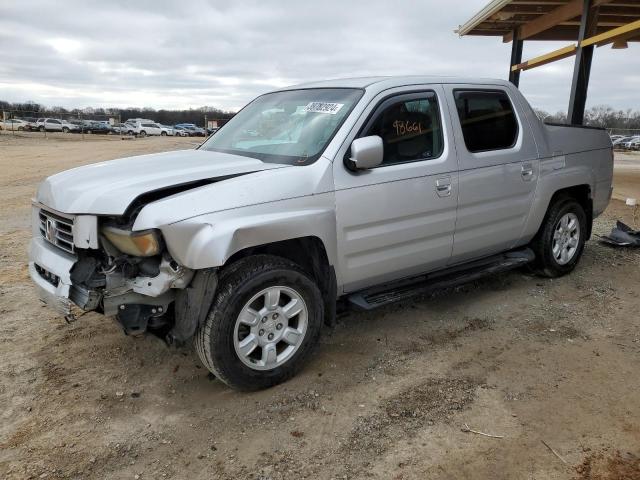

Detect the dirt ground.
[{"left": 1, "top": 132, "right": 639, "bottom": 480}]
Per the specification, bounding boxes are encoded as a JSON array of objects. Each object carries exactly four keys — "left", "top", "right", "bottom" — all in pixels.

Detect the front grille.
[{"left": 39, "top": 208, "right": 75, "bottom": 254}]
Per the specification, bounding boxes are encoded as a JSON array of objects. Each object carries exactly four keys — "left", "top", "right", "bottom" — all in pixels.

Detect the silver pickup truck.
[{"left": 29, "top": 76, "right": 613, "bottom": 390}]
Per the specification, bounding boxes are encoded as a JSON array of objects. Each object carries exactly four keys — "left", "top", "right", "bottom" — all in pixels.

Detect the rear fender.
[{"left": 521, "top": 153, "right": 596, "bottom": 241}]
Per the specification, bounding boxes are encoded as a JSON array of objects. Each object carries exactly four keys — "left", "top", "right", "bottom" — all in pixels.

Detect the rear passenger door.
[
  {"left": 333, "top": 86, "right": 459, "bottom": 292},
  {"left": 444, "top": 85, "right": 539, "bottom": 264}
]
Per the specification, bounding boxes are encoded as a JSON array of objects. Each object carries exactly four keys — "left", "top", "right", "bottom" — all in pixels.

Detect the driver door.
[{"left": 333, "top": 86, "right": 459, "bottom": 293}]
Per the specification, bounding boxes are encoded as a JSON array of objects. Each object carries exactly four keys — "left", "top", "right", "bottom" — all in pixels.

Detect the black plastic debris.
[{"left": 599, "top": 221, "right": 640, "bottom": 247}]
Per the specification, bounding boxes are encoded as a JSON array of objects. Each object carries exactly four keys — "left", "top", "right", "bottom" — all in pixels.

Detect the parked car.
[
  {"left": 35, "top": 118, "right": 80, "bottom": 133},
  {"left": 108, "top": 123, "right": 128, "bottom": 135},
  {"left": 82, "top": 121, "right": 111, "bottom": 134},
  {"left": 121, "top": 122, "right": 136, "bottom": 136},
  {"left": 620, "top": 137, "right": 640, "bottom": 150},
  {"left": 612, "top": 136, "right": 635, "bottom": 147},
  {"left": 29, "top": 76, "right": 613, "bottom": 391},
  {"left": 173, "top": 125, "right": 191, "bottom": 137},
  {"left": 175, "top": 123, "right": 206, "bottom": 136},
  {"left": 207, "top": 127, "right": 219, "bottom": 135},
  {"left": 0, "top": 118, "right": 30, "bottom": 131},
  {"left": 159, "top": 124, "right": 175, "bottom": 136},
  {"left": 17, "top": 117, "right": 39, "bottom": 130},
  {"left": 125, "top": 120, "right": 163, "bottom": 137}
]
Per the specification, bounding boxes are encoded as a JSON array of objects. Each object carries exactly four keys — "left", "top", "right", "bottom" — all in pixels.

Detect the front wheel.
[
  {"left": 161, "top": 131, "right": 167, "bottom": 136},
  {"left": 195, "top": 255, "right": 323, "bottom": 391},
  {"left": 62, "top": 127, "right": 69, "bottom": 133},
  {"left": 139, "top": 130, "right": 147, "bottom": 137},
  {"left": 530, "top": 197, "right": 587, "bottom": 277}
]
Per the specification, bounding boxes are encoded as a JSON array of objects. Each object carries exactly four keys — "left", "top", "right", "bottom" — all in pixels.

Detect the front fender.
[{"left": 159, "top": 193, "right": 338, "bottom": 271}]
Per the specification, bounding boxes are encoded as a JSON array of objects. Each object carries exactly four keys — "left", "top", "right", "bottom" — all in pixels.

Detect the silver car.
[
  {"left": 29, "top": 76, "right": 613, "bottom": 390},
  {"left": 35, "top": 118, "right": 80, "bottom": 133}
]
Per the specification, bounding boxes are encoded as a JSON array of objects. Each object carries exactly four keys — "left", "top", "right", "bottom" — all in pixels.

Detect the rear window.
[{"left": 454, "top": 90, "right": 518, "bottom": 153}]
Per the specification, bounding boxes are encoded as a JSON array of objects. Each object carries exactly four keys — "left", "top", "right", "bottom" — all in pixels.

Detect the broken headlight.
[{"left": 101, "top": 227, "right": 162, "bottom": 257}]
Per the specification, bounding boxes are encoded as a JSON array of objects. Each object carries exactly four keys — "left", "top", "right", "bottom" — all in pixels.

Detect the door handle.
[
  {"left": 435, "top": 177, "right": 452, "bottom": 197},
  {"left": 521, "top": 163, "right": 534, "bottom": 181}
]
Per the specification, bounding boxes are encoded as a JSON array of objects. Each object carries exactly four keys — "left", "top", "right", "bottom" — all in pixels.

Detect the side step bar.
[{"left": 347, "top": 248, "right": 535, "bottom": 311}]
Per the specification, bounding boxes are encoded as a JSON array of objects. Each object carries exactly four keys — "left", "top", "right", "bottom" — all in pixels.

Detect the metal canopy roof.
[{"left": 457, "top": 0, "right": 640, "bottom": 42}]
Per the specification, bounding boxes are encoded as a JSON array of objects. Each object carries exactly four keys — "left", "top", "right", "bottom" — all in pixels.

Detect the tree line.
[
  {"left": 534, "top": 105, "right": 640, "bottom": 131},
  {"left": 3, "top": 99, "right": 639, "bottom": 131},
  {"left": 0, "top": 100, "right": 235, "bottom": 126}
]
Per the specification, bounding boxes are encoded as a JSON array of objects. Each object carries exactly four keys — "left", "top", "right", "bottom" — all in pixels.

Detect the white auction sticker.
[{"left": 303, "top": 102, "right": 344, "bottom": 114}]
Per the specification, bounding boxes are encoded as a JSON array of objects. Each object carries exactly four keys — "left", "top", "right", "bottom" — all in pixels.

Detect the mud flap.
[{"left": 170, "top": 268, "right": 218, "bottom": 344}]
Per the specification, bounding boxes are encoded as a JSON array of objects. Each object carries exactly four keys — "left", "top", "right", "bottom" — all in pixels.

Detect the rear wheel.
[
  {"left": 195, "top": 255, "right": 323, "bottom": 391},
  {"left": 62, "top": 127, "right": 69, "bottom": 133},
  {"left": 530, "top": 197, "right": 587, "bottom": 277},
  {"left": 39, "top": 126, "right": 45, "bottom": 132},
  {"left": 161, "top": 131, "right": 167, "bottom": 136}
]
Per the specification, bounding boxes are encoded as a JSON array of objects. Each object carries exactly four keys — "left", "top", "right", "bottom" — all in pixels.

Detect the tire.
[
  {"left": 195, "top": 255, "right": 324, "bottom": 391},
  {"left": 530, "top": 197, "right": 587, "bottom": 278},
  {"left": 39, "top": 126, "right": 45, "bottom": 132},
  {"left": 62, "top": 127, "right": 69, "bottom": 133},
  {"left": 161, "top": 131, "right": 167, "bottom": 136},
  {"left": 139, "top": 130, "right": 147, "bottom": 137},
  {"left": 18, "top": 126, "right": 24, "bottom": 131}
]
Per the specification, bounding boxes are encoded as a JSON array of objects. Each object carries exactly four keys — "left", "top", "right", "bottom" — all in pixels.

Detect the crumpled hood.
[{"left": 36, "top": 149, "right": 288, "bottom": 215}]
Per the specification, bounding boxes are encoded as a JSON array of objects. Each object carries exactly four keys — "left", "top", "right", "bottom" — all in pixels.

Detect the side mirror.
[{"left": 349, "top": 135, "right": 383, "bottom": 169}]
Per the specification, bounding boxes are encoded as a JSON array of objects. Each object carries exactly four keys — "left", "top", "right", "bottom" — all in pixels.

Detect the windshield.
[{"left": 199, "top": 88, "right": 363, "bottom": 165}]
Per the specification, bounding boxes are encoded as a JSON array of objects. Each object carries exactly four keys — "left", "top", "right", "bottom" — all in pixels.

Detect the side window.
[
  {"left": 363, "top": 92, "right": 443, "bottom": 166},
  {"left": 454, "top": 90, "right": 518, "bottom": 153}
]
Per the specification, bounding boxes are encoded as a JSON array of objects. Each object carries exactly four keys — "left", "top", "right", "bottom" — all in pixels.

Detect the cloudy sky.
[{"left": 0, "top": 0, "right": 638, "bottom": 114}]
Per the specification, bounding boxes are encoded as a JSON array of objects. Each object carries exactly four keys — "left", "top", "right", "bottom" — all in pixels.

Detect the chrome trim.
[{"left": 38, "top": 207, "right": 75, "bottom": 254}]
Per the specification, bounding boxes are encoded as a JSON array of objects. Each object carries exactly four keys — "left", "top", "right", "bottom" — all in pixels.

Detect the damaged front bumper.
[
  {"left": 29, "top": 236, "right": 75, "bottom": 316},
  {"left": 29, "top": 236, "right": 191, "bottom": 326},
  {"left": 29, "top": 204, "right": 202, "bottom": 340}
]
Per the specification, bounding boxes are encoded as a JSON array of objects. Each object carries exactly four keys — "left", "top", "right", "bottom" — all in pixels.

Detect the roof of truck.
[{"left": 278, "top": 76, "right": 512, "bottom": 91}]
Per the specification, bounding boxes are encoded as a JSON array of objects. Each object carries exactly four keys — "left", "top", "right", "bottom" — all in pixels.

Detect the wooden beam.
[
  {"left": 503, "top": 0, "right": 614, "bottom": 42},
  {"left": 511, "top": 44, "right": 577, "bottom": 72},
  {"left": 580, "top": 18, "right": 640, "bottom": 45},
  {"left": 568, "top": 0, "right": 600, "bottom": 125},
  {"left": 509, "top": 29, "right": 524, "bottom": 86},
  {"left": 523, "top": 24, "right": 640, "bottom": 40}
]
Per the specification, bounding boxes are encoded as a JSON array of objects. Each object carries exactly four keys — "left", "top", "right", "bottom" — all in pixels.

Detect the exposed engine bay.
[{"left": 68, "top": 219, "right": 195, "bottom": 338}]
